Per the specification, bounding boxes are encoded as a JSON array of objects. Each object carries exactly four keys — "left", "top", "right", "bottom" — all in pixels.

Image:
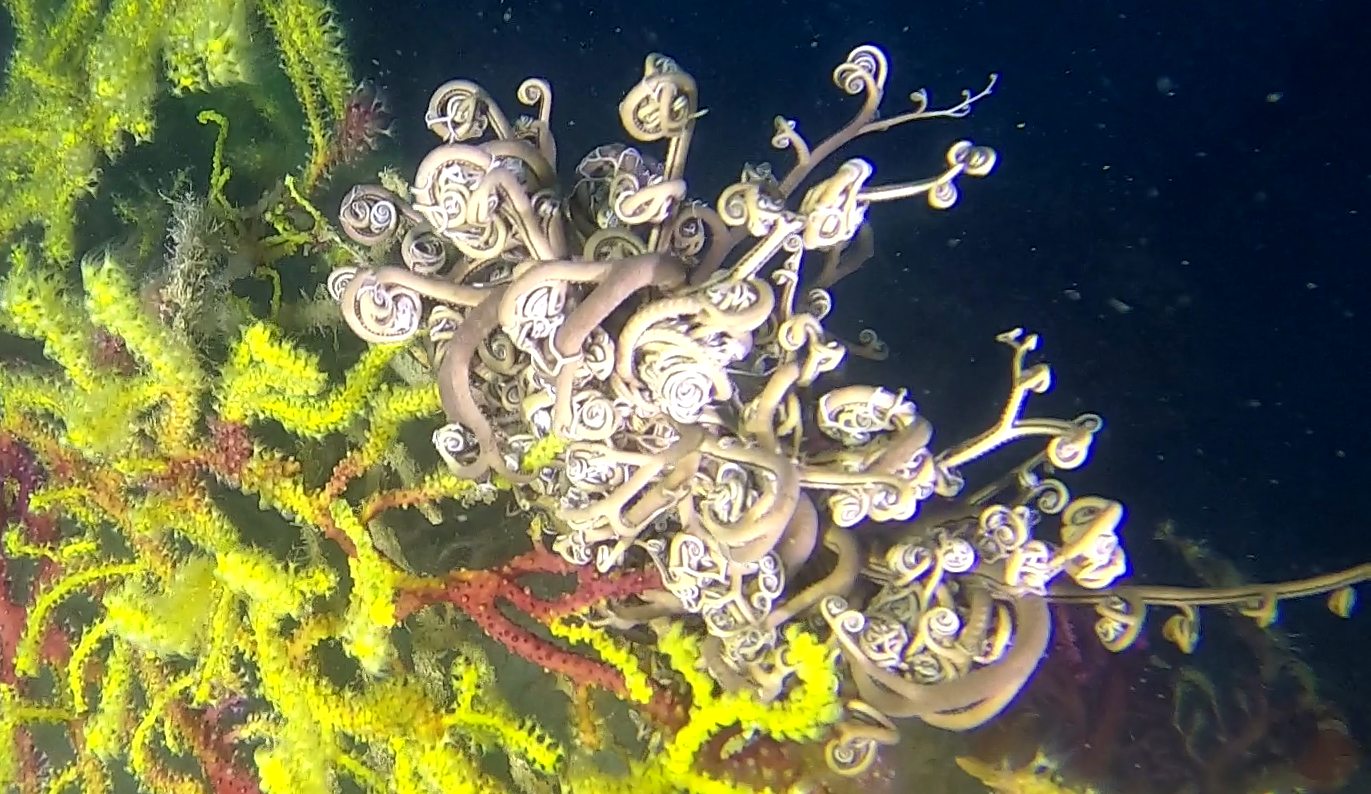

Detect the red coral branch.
[
  {"left": 171, "top": 699, "right": 263, "bottom": 794},
  {"left": 396, "top": 543, "right": 679, "bottom": 721},
  {"left": 1, "top": 433, "right": 63, "bottom": 791}
]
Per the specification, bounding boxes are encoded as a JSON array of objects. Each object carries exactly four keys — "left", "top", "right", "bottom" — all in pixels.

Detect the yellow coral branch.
[
  {"left": 68, "top": 620, "right": 114, "bottom": 713},
  {"left": 0, "top": 243, "right": 100, "bottom": 391},
  {"left": 548, "top": 615, "right": 653, "bottom": 704},
  {"left": 655, "top": 624, "right": 842, "bottom": 778},
  {"left": 82, "top": 252, "right": 205, "bottom": 449},
  {"left": 198, "top": 109, "right": 235, "bottom": 213},
  {"left": 218, "top": 322, "right": 403, "bottom": 437},
  {"left": 16, "top": 562, "right": 143, "bottom": 677},
  {"left": 443, "top": 651, "right": 565, "bottom": 775},
  {"left": 259, "top": 0, "right": 354, "bottom": 190}
]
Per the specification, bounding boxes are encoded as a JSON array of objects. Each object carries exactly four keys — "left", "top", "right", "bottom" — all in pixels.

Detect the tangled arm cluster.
[{"left": 326, "top": 46, "right": 1134, "bottom": 774}]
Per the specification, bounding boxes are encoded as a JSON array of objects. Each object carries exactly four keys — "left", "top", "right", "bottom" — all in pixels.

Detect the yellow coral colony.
[{"left": 0, "top": 0, "right": 351, "bottom": 262}]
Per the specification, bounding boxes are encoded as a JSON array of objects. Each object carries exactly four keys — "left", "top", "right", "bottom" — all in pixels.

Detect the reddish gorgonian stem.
[
  {"left": 169, "top": 699, "right": 264, "bottom": 794},
  {"left": 206, "top": 419, "right": 255, "bottom": 480},
  {"left": 1, "top": 432, "right": 46, "bottom": 684},
  {"left": 395, "top": 548, "right": 679, "bottom": 721},
  {"left": 397, "top": 547, "right": 663, "bottom": 624},
  {"left": 0, "top": 433, "right": 43, "bottom": 530},
  {"left": 0, "top": 434, "right": 61, "bottom": 791}
]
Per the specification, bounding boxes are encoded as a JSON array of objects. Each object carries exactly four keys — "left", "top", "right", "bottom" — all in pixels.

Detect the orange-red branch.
[{"left": 396, "top": 544, "right": 674, "bottom": 717}]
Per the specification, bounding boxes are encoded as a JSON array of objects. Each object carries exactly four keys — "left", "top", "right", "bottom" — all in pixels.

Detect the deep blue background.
[{"left": 342, "top": 0, "right": 1371, "bottom": 756}]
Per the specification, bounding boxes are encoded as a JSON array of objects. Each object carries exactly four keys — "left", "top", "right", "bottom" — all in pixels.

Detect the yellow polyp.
[
  {"left": 127, "top": 494, "right": 239, "bottom": 555},
  {"left": 520, "top": 434, "right": 567, "bottom": 472},
  {"left": 241, "top": 588, "right": 512, "bottom": 794},
  {"left": 229, "top": 448, "right": 317, "bottom": 526},
  {"left": 229, "top": 323, "right": 329, "bottom": 390},
  {"left": 73, "top": 751, "right": 113, "bottom": 794},
  {"left": 63, "top": 381, "right": 150, "bottom": 458},
  {"left": 355, "top": 383, "right": 443, "bottom": 463},
  {"left": 246, "top": 611, "right": 338, "bottom": 794},
  {"left": 445, "top": 710, "right": 566, "bottom": 776},
  {"left": 334, "top": 677, "right": 447, "bottom": 745},
  {"left": 256, "top": 265, "right": 284, "bottom": 319},
  {"left": 46, "top": 511, "right": 105, "bottom": 546},
  {"left": 0, "top": 9, "right": 569, "bottom": 793},
  {"left": 333, "top": 752, "right": 388, "bottom": 794},
  {"left": 284, "top": 174, "right": 331, "bottom": 234},
  {"left": 407, "top": 738, "right": 503, "bottom": 794},
  {"left": 215, "top": 547, "right": 336, "bottom": 621},
  {"left": 2, "top": 513, "right": 99, "bottom": 562},
  {"left": 41, "top": 765, "right": 83, "bottom": 794},
  {"left": 255, "top": 743, "right": 332, "bottom": 794},
  {"left": 105, "top": 556, "right": 220, "bottom": 658},
  {"left": 0, "top": 371, "right": 69, "bottom": 432}
]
